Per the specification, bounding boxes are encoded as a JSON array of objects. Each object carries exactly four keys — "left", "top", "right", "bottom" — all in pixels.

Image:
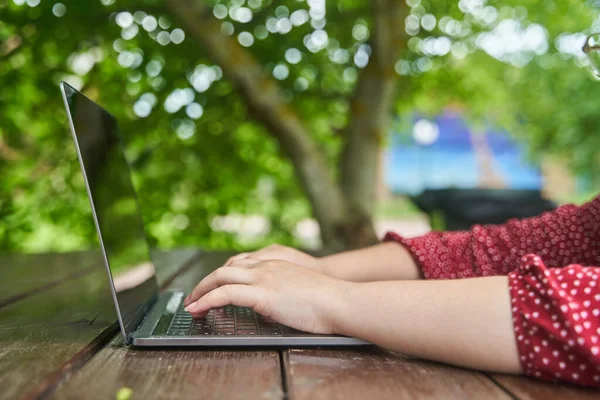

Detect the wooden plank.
[
  {"left": 0, "top": 267, "right": 117, "bottom": 400},
  {"left": 490, "top": 374, "right": 600, "bottom": 400},
  {"left": 284, "top": 348, "right": 511, "bottom": 400},
  {"left": 54, "top": 336, "right": 282, "bottom": 400},
  {"left": 0, "top": 249, "right": 198, "bottom": 400},
  {"left": 53, "top": 251, "right": 284, "bottom": 400},
  {"left": 0, "top": 251, "right": 103, "bottom": 308},
  {"left": 0, "top": 248, "right": 198, "bottom": 309}
]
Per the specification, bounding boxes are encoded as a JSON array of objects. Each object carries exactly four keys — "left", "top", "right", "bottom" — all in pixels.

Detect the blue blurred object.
[
  {"left": 385, "top": 111, "right": 542, "bottom": 195},
  {"left": 385, "top": 111, "right": 556, "bottom": 230}
]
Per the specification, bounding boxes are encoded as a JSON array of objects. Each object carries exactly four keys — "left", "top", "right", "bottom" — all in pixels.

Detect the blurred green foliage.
[{"left": 0, "top": 0, "right": 599, "bottom": 253}]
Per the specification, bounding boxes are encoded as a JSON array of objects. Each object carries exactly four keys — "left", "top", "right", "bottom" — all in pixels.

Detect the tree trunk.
[
  {"left": 340, "top": 0, "right": 406, "bottom": 217},
  {"left": 165, "top": 0, "right": 378, "bottom": 251}
]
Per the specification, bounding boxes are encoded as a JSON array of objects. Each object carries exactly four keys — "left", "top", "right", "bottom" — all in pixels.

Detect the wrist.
[
  {"left": 315, "top": 256, "right": 331, "bottom": 276},
  {"left": 325, "top": 279, "right": 360, "bottom": 335}
]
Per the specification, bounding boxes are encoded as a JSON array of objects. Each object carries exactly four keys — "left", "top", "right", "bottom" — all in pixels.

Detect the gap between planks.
[
  {"left": 23, "top": 322, "right": 120, "bottom": 400},
  {"left": 484, "top": 373, "right": 521, "bottom": 400},
  {"left": 279, "top": 350, "right": 290, "bottom": 400},
  {"left": 21, "top": 250, "right": 204, "bottom": 400},
  {"left": 0, "top": 267, "right": 97, "bottom": 310}
]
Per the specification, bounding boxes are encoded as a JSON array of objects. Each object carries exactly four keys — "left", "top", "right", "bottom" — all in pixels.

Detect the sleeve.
[
  {"left": 510, "top": 254, "right": 600, "bottom": 388},
  {"left": 384, "top": 195, "right": 600, "bottom": 279}
]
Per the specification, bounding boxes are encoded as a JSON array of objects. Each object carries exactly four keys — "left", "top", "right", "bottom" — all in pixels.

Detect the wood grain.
[
  {"left": 54, "top": 336, "right": 282, "bottom": 400},
  {"left": 284, "top": 348, "right": 511, "bottom": 400},
  {"left": 0, "top": 268, "right": 117, "bottom": 400},
  {"left": 0, "top": 251, "right": 104, "bottom": 308},
  {"left": 0, "top": 249, "right": 198, "bottom": 400},
  {"left": 53, "top": 251, "right": 284, "bottom": 400},
  {"left": 0, "top": 248, "right": 198, "bottom": 309},
  {"left": 490, "top": 374, "right": 600, "bottom": 400}
]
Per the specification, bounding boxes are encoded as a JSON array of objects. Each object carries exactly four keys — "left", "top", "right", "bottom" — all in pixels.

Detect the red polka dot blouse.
[{"left": 385, "top": 195, "right": 600, "bottom": 388}]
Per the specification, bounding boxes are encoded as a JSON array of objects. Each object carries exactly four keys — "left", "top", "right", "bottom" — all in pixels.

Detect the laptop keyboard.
[{"left": 165, "top": 303, "right": 283, "bottom": 337}]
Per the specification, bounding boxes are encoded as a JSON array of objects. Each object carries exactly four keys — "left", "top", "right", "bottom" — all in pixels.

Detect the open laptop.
[{"left": 60, "top": 81, "right": 367, "bottom": 347}]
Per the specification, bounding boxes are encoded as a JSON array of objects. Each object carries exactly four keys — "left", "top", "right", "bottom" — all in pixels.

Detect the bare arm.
[
  {"left": 319, "top": 242, "right": 420, "bottom": 281},
  {"left": 334, "top": 276, "right": 521, "bottom": 373},
  {"left": 185, "top": 258, "right": 521, "bottom": 374},
  {"left": 220, "top": 242, "right": 421, "bottom": 283}
]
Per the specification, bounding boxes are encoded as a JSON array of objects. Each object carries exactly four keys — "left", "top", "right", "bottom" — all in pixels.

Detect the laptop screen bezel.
[{"left": 60, "top": 81, "right": 159, "bottom": 342}]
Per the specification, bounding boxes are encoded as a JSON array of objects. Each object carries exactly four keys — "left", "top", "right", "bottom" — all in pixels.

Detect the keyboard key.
[
  {"left": 167, "top": 330, "right": 189, "bottom": 336},
  {"left": 259, "top": 328, "right": 281, "bottom": 336},
  {"left": 166, "top": 301, "right": 287, "bottom": 337},
  {"left": 237, "top": 330, "right": 258, "bottom": 335}
]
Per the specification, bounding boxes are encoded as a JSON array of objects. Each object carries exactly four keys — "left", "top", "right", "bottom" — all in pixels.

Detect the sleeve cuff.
[{"left": 383, "top": 230, "right": 475, "bottom": 280}]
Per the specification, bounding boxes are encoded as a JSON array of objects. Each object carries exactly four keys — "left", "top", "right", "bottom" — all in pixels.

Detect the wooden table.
[{"left": 1, "top": 250, "right": 598, "bottom": 400}]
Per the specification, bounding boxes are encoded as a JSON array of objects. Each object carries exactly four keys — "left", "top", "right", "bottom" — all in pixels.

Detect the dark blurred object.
[{"left": 411, "top": 189, "right": 557, "bottom": 231}]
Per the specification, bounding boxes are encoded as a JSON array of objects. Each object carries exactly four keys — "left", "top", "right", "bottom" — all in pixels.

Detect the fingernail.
[{"left": 185, "top": 304, "right": 194, "bottom": 312}]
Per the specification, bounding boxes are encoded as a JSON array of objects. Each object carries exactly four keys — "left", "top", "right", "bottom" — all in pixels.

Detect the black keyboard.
[{"left": 166, "top": 304, "right": 283, "bottom": 337}]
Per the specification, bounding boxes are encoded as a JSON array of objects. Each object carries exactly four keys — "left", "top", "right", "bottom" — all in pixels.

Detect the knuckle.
[
  {"left": 221, "top": 284, "right": 233, "bottom": 298},
  {"left": 214, "top": 267, "right": 227, "bottom": 282},
  {"left": 261, "top": 260, "right": 278, "bottom": 270},
  {"left": 253, "top": 293, "right": 269, "bottom": 314},
  {"left": 225, "top": 256, "right": 238, "bottom": 266}
]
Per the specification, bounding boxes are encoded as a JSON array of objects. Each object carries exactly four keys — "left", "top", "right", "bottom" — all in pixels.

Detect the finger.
[
  {"left": 185, "top": 253, "right": 251, "bottom": 304},
  {"left": 228, "top": 257, "right": 263, "bottom": 268},
  {"left": 186, "top": 284, "right": 263, "bottom": 315},
  {"left": 224, "top": 252, "right": 251, "bottom": 266},
  {"left": 184, "top": 267, "right": 253, "bottom": 307}
]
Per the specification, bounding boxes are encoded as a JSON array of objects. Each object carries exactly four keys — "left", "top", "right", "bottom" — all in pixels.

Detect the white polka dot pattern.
[
  {"left": 384, "top": 195, "right": 600, "bottom": 388},
  {"left": 509, "top": 255, "right": 600, "bottom": 387}
]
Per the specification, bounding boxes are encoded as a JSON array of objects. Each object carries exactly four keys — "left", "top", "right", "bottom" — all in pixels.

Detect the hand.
[
  {"left": 183, "top": 258, "right": 350, "bottom": 334},
  {"left": 221, "top": 244, "right": 322, "bottom": 273}
]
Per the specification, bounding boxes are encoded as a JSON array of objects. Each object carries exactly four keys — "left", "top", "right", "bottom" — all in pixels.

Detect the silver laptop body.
[{"left": 60, "top": 81, "right": 367, "bottom": 347}]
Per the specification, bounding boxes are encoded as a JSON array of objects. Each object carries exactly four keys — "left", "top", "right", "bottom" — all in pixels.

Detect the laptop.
[{"left": 60, "top": 81, "right": 367, "bottom": 347}]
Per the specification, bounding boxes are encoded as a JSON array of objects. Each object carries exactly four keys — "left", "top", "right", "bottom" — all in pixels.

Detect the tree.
[
  {"left": 164, "top": 0, "right": 409, "bottom": 250},
  {"left": 1, "top": 0, "right": 598, "bottom": 253}
]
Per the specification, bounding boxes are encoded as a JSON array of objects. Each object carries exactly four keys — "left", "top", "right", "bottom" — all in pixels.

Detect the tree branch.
[
  {"left": 0, "top": 35, "right": 23, "bottom": 57},
  {"left": 165, "top": 0, "right": 371, "bottom": 249},
  {"left": 339, "top": 0, "right": 407, "bottom": 216}
]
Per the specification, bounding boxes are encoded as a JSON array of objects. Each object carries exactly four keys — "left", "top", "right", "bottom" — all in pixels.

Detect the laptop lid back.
[{"left": 60, "top": 81, "right": 158, "bottom": 341}]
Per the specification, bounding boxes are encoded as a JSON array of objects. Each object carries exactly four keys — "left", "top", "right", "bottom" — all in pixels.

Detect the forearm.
[
  {"left": 319, "top": 242, "right": 421, "bottom": 282},
  {"left": 332, "top": 276, "right": 521, "bottom": 374}
]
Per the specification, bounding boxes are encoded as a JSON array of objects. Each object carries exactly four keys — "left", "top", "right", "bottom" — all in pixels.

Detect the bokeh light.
[
  {"left": 52, "top": 3, "right": 66, "bottom": 17},
  {"left": 238, "top": 31, "right": 254, "bottom": 47},
  {"left": 171, "top": 28, "right": 185, "bottom": 44},
  {"left": 186, "top": 103, "right": 204, "bottom": 119},
  {"left": 142, "top": 16, "right": 158, "bottom": 32},
  {"left": 273, "top": 63, "right": 290, "bottom": 80},
  {"left": 285, "top": 48, "right": 302, "bottom": 64}
]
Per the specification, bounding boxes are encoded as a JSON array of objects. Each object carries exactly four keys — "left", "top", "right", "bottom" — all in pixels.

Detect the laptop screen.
[{"left": 61, "top": 82, "right": 158, "bottom": 339}]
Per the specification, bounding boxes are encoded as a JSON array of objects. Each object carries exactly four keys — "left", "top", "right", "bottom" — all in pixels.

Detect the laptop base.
[{"left": 130, "top": 292, "right": 370, "bottom": 347}]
